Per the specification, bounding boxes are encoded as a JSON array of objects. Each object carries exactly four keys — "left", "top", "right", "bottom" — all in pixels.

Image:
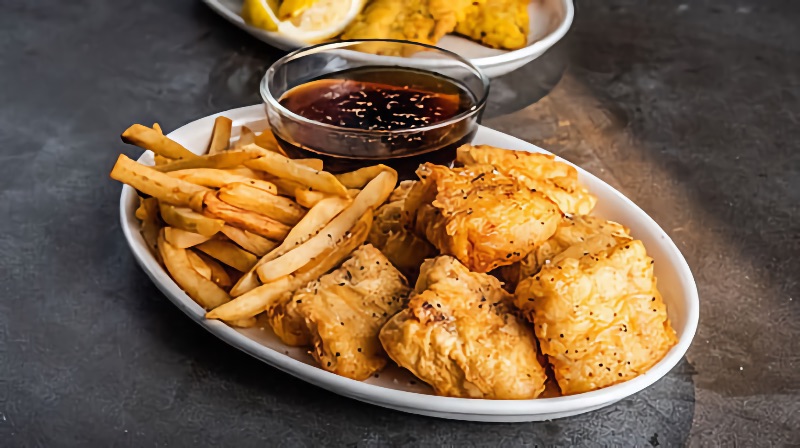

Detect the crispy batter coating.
[
  {"left": 369, "top": 181, "right": 437, "bottom": 280},
  {"left": 455, "top": 0, "right": 530, "bottom": 50},
  {"left": 341, "top": 0, "right": 473, "bottom": 54},
  {"left": 500, "top": 215, "right": 632, "bottom": 288},
  {"left": 268, "top": 244, "right": 410, "bottom": 380},
  {"left": 380, "top": 256, "right": 548, "bottom": 399},
  {"left": 514, "top": 241, "right": 677, "bottom": 395},
  {"left": 403, "top": 163, "right": 561, "bottom": 273},
  {"left": 457, "top": 144, "right": 597, "bottom": 216}
]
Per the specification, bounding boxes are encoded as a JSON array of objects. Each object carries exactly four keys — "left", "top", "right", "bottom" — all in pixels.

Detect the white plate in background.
[
  {"left": 119, "top": 105, "right": 698, "bottom": 422},
  {"left": 202, "top": 0, "right": 574, "bottom": 78}
]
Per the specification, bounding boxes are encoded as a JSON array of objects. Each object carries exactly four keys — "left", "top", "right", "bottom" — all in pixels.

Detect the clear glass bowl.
[{"left": 261, "top": 39, "right": 490, "bottom": 176}]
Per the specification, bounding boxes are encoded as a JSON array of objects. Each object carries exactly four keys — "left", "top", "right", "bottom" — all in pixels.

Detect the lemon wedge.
[
  {"left": 278, "top": 0, "right": 316, "bottom": 20},
  {"left": 241, "top": 0, "right": 366, "bottom": 43}
]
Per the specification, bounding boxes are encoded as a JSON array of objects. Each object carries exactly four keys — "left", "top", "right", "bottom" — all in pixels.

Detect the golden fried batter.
[
  {"left": 403, "top": 163, "right": 561, "bottom": 273},
  {"left": 268, "top": 244, "right": 410, "bottom": 380},
  {"left": 455, "top": 0, "right": 530, "bottom": 50},
  {"left": 500, "top": 215, "right": 632, "bottom": 287},
  {"left": 380, "top": 256, "right": 548, "bottom": 399},
  {"left": 457, "top": 144, "right": 597, "bottom": 216},
  {"left": 369, "top": 181, "right": 437, "bottom": 280},
  {"left": 514, "top": 241, "right": 677, "bottom": 395},
  {"left": 341, "top": 0, "right": 473, "bottom": 53}
]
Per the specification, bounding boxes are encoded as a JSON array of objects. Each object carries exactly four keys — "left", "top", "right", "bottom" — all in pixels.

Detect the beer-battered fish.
[
  {"left": 341, "top": 0, "right": 473, "bottom": 53},
  {"left": 455, "top": 0, "right": 530, "bottom": 49},
  {"left": 268, "top": 244, "right": 410, "bottom": 380},
  {"left": 380, "top": 256, "right": 548, "bottom": 399},
  {"left": 500, "top": 215, "right": 632, "bottom": 288},
  {"left": 457, "top": 144, "right": 597, "bottom": 216},
  {"left": 514, "top": 241, "right": 677, "bottom": 395},
  {"left": 368, "top": 181, "right": 437, "bottom": 280},
  {"left": 403, "top": 163, "right": 561, "bottom": 273}
]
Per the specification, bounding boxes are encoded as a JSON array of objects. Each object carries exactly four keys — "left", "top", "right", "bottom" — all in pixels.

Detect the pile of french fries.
[{"left": 111, "top": 117, "right": 397, "bottom": 327}]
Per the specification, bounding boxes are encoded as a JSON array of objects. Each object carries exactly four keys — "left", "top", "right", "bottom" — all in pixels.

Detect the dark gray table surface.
[{"left": 1, "top": 0, "right": 798, "bottom": 446}]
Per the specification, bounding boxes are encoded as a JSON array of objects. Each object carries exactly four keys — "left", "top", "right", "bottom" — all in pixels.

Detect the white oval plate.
[
  {"left": 202, "top": 0, "right": 574, "bottom": 78},
  {"left": 119, "top": 105, "right": 699, "bottom": 422}
]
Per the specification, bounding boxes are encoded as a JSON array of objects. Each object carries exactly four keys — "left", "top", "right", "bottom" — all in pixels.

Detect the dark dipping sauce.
[{"left": 273, "top": 67, "right": 480, "bottom": 178}]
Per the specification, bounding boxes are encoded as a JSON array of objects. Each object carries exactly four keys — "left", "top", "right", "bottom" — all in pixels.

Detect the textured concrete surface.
[{"left": 1, "top": 0, "right": 798, "bottom": 446}]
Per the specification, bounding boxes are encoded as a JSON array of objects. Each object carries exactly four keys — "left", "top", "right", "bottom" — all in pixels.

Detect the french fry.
[
  {"left": 294, "top": 158, "right": 324, "bottom": 171},
  {"left": 159, "top": 202, "right": 225, "bottom": 236},
  {"left": 136, "top": 197, "right": 161, "bottom": 256},
  {"left": 195, "top": 240, "right": 258, "bottom": 272},
  {"left": 335, "top": 164, "right": 394, "bottom": 189},
  {"left": 263, "top": 175, "right": 306, "bottom": 197},
  {"left": 203, "top": 193, "right": 291, "bottom": 240},
  {"left": 154, "top": 148, "right": 264, "bottom": 173},
  {"left": 158, "top": 230, "right": 230, "bottom": 310},
  {"left": 187, "top": 250, "right": 213, "bottom": 280},
  {"left": 207, "top": 276, "right": 293, "bottom": 321},
  {"left": 188, "top": 191, "right": 206, "bottom": 213},
  {"left": 294, "top": 188, "right": 329, "bottom": 208},
  {"left": 152, "top": 123, "right": 163, "bottom": 134},
  {"left": 195, "top": 251, "right": 232, "bottom": 288},
  {"left": 253, "top": 129, "right": 287, "bottom": 156},
  {"left": 207, "top": 210, "right": 372, "bottom": 321},
  {"left": 153, "top": 155, "right": 172, "bottom": 166},
  {"left": 229, "top": 317, "right": 258, "bottom": 328},
  {"left": 208, "top": 116, "right": 232, "bottom": 154},
  {"left": 229, "top": 196, "right": 351, "bottom": 297},
  {"left": 218, "top": 183, "right": 306, "bottom": 225},
  {"left": 121, "top": 124, "right": 198, "bottom": 160},
  {"left": 244, "top": 146, "right": 348, "bottom": 197},
  {"left": 225, "top": 167, "right": 266, "bottom": 178},
  {"left": 168, "top": 168, "right": 278, "bottom": 194},
  {"left": 221, "top": 225, "right": 278, "bottom": 257},
  {"left": 110, "top": 154, "right": 209, "bottom": 207},
  {"left": 294, "top": 187, "right": 359, "bottom": 208},
  {"left": 164, "top": 227, "right": 211, "bottom": 248},
  {"left": 255, "top": 170, "right": 395, "bottom": 282},
  {"left": 233, "top": 126, "right": 256, "bottom": 149}
]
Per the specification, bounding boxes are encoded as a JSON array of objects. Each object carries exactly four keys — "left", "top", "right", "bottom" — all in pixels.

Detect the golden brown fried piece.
[
  {"left": 403, "top": 163, "right": 561, "bottom": 273},
  {"left": 457, "top": 144, "right": 597, "bottom": 216},
  {"left": 269, "top": 244, "right": 410, "bottom": 380},
  {"left": 455, "top": 0, "right": 529, "bottom": 50},
  {"left": 500, "top": 215, "right": 632, "bottom": 288},
  {"left": 368, "top": 181, "right": 437, "bottom": 280},
  {"left": 341, "top": 0, "right": 473, "bottom": 53},
  {"left": 380, "top": 256, "right": 548, "bottom": 399},
  {"left": 514, "top": 241, "right": 677, "bottom": 395}
]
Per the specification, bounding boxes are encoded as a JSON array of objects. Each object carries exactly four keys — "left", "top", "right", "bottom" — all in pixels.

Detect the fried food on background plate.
[
  {"left": 269, "top": 244, "right": 411, "bottom": 380},
  {"left": 499, "top": 215, "right": 632, "bottom": 288},
  {"left": 380, "top": 256, "right": 548, "bottom": 399},
  {"left": 341, "top": 0, "right": 473, "bottom": 54},
  {"left": 514, "top": 240, "right": 677, "bottom": 395},
  {"left": 457, "top": 144, "right": 597, "bottom": 216},
  {"left": 455, "top": 0, "right": 530, "bottom": 50},
  {"left": 403, "top": 163, "right": 561, "bottom": 273},
  {"left": 368, "top": 180, "right": 437, "bottom": 280}
]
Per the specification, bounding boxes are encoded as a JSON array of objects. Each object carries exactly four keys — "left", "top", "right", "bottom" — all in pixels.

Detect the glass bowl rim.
[{"left": 260, "top": 39, "right": 490, "bottom": 135}]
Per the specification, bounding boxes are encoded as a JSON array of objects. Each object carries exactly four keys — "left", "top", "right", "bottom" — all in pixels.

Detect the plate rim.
[
  {"left": 119, "top": 104, "right": 699, "bottom": 419},
  {"left": 201, "top": 0, "right": 575, "bottom": 68}
]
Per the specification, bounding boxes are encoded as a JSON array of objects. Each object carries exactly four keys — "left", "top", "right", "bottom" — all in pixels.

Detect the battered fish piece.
[
  {"left": 369, "top": 181, "right": 437, "bottom": 280},
  {"left": 455, "top": 0, "right": 530, "bottom": 50},
  {"left": 514, "top": 240, "right": 677, "bottom": 395},
  {"left": 403, "top": 163, "right": 561, "bottom": 273},
  {"left": 457, "top": 144, "right": 597, "bottom": 216},
  {"left": 500, "top": 215, "right": 632, "bottom": 287},
  {"left": 268, "top": 244, "right": 410, "bottom": 380},
  {"left": 380, "top": 256, "right": 548, "bottom": 399},
  {"left": 341, "top": 0, "right": 472, "bottom": 54}
]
